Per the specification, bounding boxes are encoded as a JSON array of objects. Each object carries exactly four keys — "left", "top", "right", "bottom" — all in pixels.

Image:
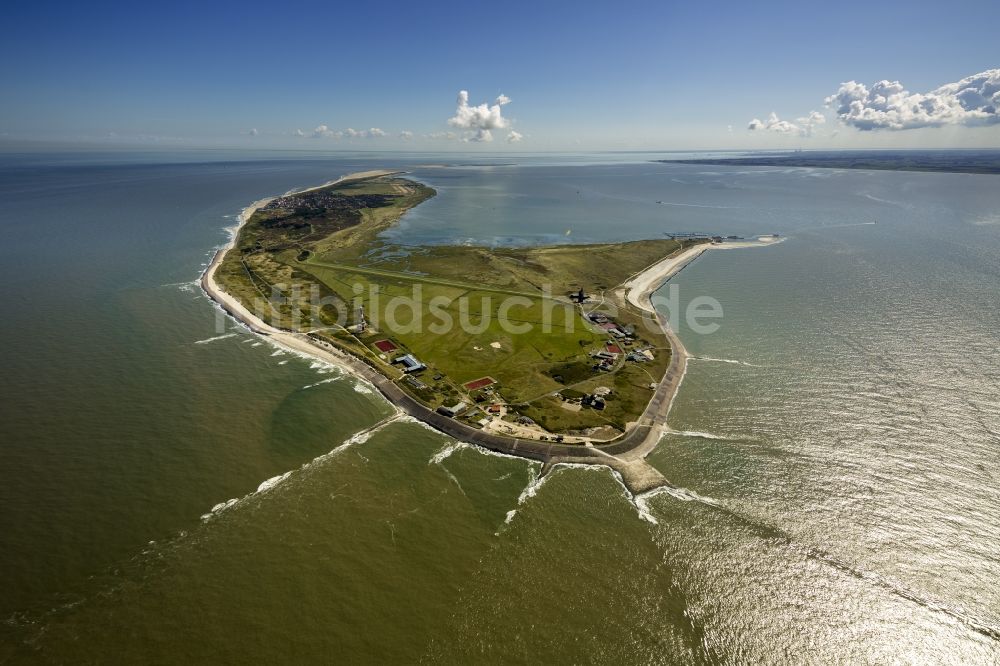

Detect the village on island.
[{"left": 339, "top": 285, "right": 662, "bottom": 444}]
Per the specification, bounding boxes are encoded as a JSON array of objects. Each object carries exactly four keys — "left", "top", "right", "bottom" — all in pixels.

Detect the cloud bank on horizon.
[
  {"left": 288, "top": 90, "right": 523, "bottom": 145},
  {"left": 748, "top": 111, "right": 825, "bottom": 136},
  {"left": 750, "top": 68, "right": 999, "bottom": 137},
  {"left": 304, "top": 125, "right": 386, "bottom": 139},
  {"left": 826, "top": 69, "right": 999, "bottom": 131}
]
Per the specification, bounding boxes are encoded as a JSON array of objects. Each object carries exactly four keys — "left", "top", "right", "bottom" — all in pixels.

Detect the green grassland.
[{"left": 215, "top": 174, "right": 701, "bottom": 438}]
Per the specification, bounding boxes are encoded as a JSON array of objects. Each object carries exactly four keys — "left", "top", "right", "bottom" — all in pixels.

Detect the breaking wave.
[
  {"left": 429, "top": 442, "right": 469, "bottom": 465},
  {"left": 502, "top": 462, "right": 597, "bottom": 527},
  {"left": 302, "top": 378, "right": 341, "bottom": 390},
  {"left": 503, "top": 468, "right": 546, "bottom": 525},
  {"left": 689, "top": 356, "right": 758, "bottom": 367},
  {"left": 193, "top": 332, "right": 238, "bottom": 345},
  {"left": 200, "top": 415, "right": 401, "bottom": 522},
  {"left": 665, "top": 428, "right": 727, "bottom": 440}
]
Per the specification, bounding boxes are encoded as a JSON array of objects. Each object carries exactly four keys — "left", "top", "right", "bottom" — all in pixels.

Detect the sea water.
[{"left": 0, "top": 152, "right": 997, "bottom": 662}]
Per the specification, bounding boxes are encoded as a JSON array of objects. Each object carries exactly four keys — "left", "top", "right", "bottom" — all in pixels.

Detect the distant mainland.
[{"left": 656, "top": 149, "right": 1000, "bottom": 175}]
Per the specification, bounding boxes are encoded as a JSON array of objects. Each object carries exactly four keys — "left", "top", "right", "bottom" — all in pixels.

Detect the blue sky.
[{"left": 2, "top": 0, "right": 998, "bottom": 150}]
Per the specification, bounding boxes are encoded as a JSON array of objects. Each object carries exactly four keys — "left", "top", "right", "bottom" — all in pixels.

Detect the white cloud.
[
  {"left": 448, "top": 90, "right": 512, "bottom": 141},
  {"left": 506, "top": 130, "right": 523, "bottom": 143},
  {"left": 244, "top": 128, "right": 258, "bottom": 136},
  {"left": 825, "top": 69, "right": 1000, "bottom": 131},
  {"left": 343, "top": 127, "right": 385, "bottom": 138},
  {"left": 467, "top": 129, "right": 494, "bottom": 142},
  {"left": 311, "top": 124, "right": 341, "bottom": 139},
  {"left": 747, "top": 110, "right": 826, "bottom": 136},
  {"left": 426, "top": 131, "right": 458, "bottom": 140},
  {"left": 293, "top": 128, "right": 305, "bottom": 137},
  {"left": 798, "top": 111, "right": 826, "bottom": 127},
  {"left": 399, "top": 130, "right": 413, "bottom": 141},
  {"left": 311, "top": 125, "right": 386, "bottom": 139},
  {"left": 747, "top": 112, "right": 798, "bottom": 134}
]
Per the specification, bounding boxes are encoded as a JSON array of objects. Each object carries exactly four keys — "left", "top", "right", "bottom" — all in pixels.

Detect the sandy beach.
[
  {"left": 201, "top": 170, "right": 405, "bottom": 376},
  {"left": 621, "top": 236, "right": 782, "bottom": 313}
]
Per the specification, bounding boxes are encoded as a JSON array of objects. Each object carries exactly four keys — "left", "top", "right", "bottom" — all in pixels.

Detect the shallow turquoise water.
[{"left": 0, "top": 153, "right": 997, "bottom": 662}]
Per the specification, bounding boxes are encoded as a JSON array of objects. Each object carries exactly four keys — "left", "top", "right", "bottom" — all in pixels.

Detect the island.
[{"left": 202, "top": 170, "right": 754, "bottom": 492}]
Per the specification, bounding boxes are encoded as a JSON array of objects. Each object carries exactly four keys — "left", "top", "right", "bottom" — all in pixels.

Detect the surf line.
[{"left": 200, "top": 413, "right": 403, "bottom": 523}]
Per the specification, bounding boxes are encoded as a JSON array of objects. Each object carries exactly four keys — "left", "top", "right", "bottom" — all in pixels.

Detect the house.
[
  {"left": 437, "top": 402, "right": 467, "bottom": 417},
  {"left": 393, "top": 354, "right": 426, "bottom": 373}
]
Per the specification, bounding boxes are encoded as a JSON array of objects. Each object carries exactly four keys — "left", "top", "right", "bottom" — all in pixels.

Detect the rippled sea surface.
[{"left": 0, "top": 152, "right": 997, "bottom": 662}]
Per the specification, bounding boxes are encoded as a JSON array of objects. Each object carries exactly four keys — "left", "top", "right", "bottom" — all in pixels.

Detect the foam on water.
[
  {"left": 442, "top": 467, "right": 468, "bottom": 497},
  {"left": 396, "top": 413, "right": 443, "bottom": 434},
  {"left": 352, "top": 381, "right": 374, "bottom": 395},
  {"left": 302, "top": 377, "right": 340, "bottom": 390},
  {"left": 665, "top": 428, "right": 728, "bottom": 440},
  {"left": 193, "top": 332, "right": 238, "bottom": 345},
  {"left": 690, "top": 356, "right": 759, "bottom": 368},
  {"left": 201, "top": 415, "right": 402, "bottom": 523},
  {"left": 164, "top": 280, "right": 200, "bottom": 293},
  {"left": 256, "top": 471, "right": 292, "bottom": 493},
  {"left": 502, "top": 462, "right": 593, "bottom": 527},
  {"left": 429, "top": 442, "right": 469, "bottom": 465},
  {"left": 502, "top": 467, "right": 546, "bottom": 525},
  {"left": 628, "top": 486, "right": 663, "bottom": 525},
  {"left": 199, "top": 471, "right": 292, "bottom": 522}
]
